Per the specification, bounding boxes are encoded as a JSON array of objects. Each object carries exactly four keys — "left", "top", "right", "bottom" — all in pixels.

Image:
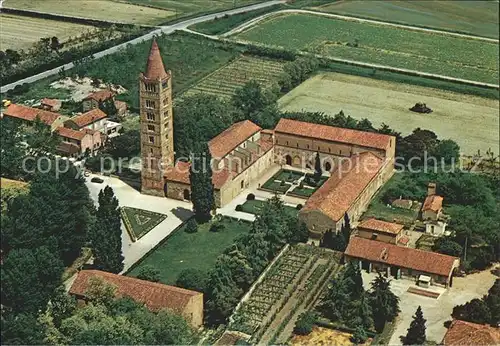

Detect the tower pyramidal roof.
[{"left": 144, "top": 39, "right": 168, "bottom": 80}]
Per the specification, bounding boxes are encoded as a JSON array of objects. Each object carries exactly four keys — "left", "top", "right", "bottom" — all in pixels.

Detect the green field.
[
  {"left": 185, "top": 55, "right": 285, "bottom": 98},
  {"left": 235, "top": 14, "right": 499, "bottom": 84},
  {"left": 127, "top": 216, "right": 251, "bottom": 284},
  {"left": 122, "top": 0, "right": 265, "bottom": 20},
  {"left": 314, "top": 0, "right": 500, "bottom": 39},
  {"left": 121, "top": 207, "right": 167, "bottom": 241}
]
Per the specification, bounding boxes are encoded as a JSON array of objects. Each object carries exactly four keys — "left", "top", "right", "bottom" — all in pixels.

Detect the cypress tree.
[
  {"left": 403, "top": 306, "right": 426, "bottom": 346},
  {"left": 89, "top": 186, "right": 124, "bottom": 273},
  {"left": 314, "top": 152, "right": 322, "bottom": 182},
  {"left": 189, "top": 142, "right": 214, "bottom": 223}
]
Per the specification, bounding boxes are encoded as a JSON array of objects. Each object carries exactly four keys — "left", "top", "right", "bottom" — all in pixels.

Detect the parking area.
[{"left": 361, "top": 267, "right": 498, "bottom": 344}]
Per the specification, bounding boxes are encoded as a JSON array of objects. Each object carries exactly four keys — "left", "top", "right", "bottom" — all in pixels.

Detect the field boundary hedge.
[{"left": 2, "top": 8, "right": 152, "bottom": 28}]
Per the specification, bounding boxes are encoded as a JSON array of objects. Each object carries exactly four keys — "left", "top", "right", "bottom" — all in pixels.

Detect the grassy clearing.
[
  {"left": 235, "top": 14, "right": 499, "bottom": 84},
  {"left": 240, "top": 199, "right": 298, "bottom": 217},
  {"left": 189, "top": 4, "right": 283, "bottom": 35},
  {"left": 291, "top": 326, "right": 370, "bottom": 346},
  {"left": 6, "top": 0, "right": 175, "bottom": 25},
  {"left": 121, "top": 207, "right": 167, "bottom": 241},
  {"left": 127, "top": 216, "right": 251, "bottom": 284},
  {"left": 185, "top": 55, "right": 285, "bottom": 98},
  {"left": 68, "top": 32, "right": 241, "bottom": 110},
  {"left": 261, "top": 180, "right": 291, "bottom": 194},
  {"left": 278, "top": 72, "right": 499, "bottom": 155},
  {"left": 314, "top": 0, "right": 500, "bottom": 39},
  {"left": 0, "top": 14, "right": 95, "bottom": 50}
]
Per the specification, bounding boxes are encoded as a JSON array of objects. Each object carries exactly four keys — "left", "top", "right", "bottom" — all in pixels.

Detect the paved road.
[{"left": 0, "top": 0, "right": 286, "bottom": 93}]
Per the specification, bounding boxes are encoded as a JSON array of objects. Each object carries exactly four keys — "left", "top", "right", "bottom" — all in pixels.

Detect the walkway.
[{"left": 0, "top": 0, "right": 286, "bottom": 92}]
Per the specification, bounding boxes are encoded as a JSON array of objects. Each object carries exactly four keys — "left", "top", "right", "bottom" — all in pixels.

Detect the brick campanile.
[{"left": 139, "top": 39, "right": 174, "bottom": 197}]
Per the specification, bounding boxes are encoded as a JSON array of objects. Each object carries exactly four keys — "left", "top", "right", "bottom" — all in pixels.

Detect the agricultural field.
[
  {"left": 185, "top": 55, "right": 285, "bottom": 98},
  {"left": 127, "top": 216, "right": 251, "bottom": 284},
  {"left": 230, "top": 245, "right": 340, "bottom": 344},
  {"left": 314, "top": 0, "right": 500, "bottom": 39},
  {"left": 234, "top": 14, "right": 499, "bottom": 84},
  {"left": 0, "top": 13, "right": 95, "bottom": 50},
  {"left": 121, "top": 207, "right": 167, "bottom": 241},
  {"left": 278, "top": 72, "right": 500, "bottom": 155},
  {"left": 122, "top": 0, "right": 265, "bottom": 19},
  {"left": 5, "top": 0, "right": 175, "bottom": 25}
]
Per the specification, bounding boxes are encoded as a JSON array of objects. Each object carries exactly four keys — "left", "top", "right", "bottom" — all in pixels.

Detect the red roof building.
[
  {"left": 40, "top": 98, "right": 62, "bottom": 112},
  {"left": 345, "top": 237, "right": 459, "bottom": 286},
  {"left": 443, "top": 320, "right": 500, "bottom": 346},
  {"left": 3, "top": 103, "right": 63, "bottom": 127},
  {"left": 422, "top": 195, "right": 444, "bottom": 221},
  {"left": 83, "top": 90, "right": 115, "bottom": 103},
  {"left": 357, "top": 218, "right": 405, "bottom": 244},
  {"left": 143, "top": 39, "right": 169, "bottom": 81},
  {"left": 68, "top": 108, "right": 107, "bottom": 129},
  {"left": 69, "top": 270, "right": 203, "bottom": 328},
  {"left": 209, "top": 120, "right": 261, "bottom": 158}
]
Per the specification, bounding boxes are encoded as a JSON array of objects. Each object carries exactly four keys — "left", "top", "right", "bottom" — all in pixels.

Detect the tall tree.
[
  {"left": 314, "top": 151, "right": 322, "bottom": 182},
  {"left": 343, "top": 261, "right": 364, "bottom": 299},
  {"left": 189, "top": 142, "right": 214, "bottom": 223},
  {"left": 369, "top": 273, "right": 400, "bottom": 332},
  {"left": 341, "top": 213, "right": 352, "bottom": 247},
  {"left": 89, "top": 186, "right": 124, "bottom": 273},
  {"left": 1, "top": 245, "right": 64, "bottom": 313},
  {"left": 402, "top": 306, "right": 426, "bottom": 346},
  {"left": 231, "top": 79, "right": 277, "bottom": 126},
  {"left": 0, "top": 118, "right": 25, "bottom": 179},
  {"left": 24, "top": 116, "right": 61, "bottom": 157}
]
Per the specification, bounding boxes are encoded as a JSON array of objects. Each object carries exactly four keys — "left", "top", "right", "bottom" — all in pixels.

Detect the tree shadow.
[{"left": 170, "top": 207, "right": 193, "bottom": 222}]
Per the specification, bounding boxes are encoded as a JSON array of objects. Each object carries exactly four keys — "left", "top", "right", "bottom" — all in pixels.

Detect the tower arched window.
[{"left": 145, "top": 83, "right": 156, "bottom": 92}]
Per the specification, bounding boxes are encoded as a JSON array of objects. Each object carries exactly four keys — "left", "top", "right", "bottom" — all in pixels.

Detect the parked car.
[{"left": 91, "top": 177, "right": 104, "bottom": 184}]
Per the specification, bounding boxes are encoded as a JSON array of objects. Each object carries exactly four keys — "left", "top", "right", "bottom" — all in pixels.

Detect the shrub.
[
  {"left": 280, "top": 180, "right": 286, "bottom": 187},
  {"left": 235, "top": 204, "right": 243, "bottom": 212},
  {"left": 293, "top": 311, "right": 317, "bottom": 335},
  {"left": 136, "top": 265, "right": 160, "bottom": 282},
  {"left": 299, "top": 181, "right": 304, "bottom": 189},
  {"left": 176, "top": 268, "right": 208, "bottom": 293},
  {"left": 185, "top": 218, "right": 198, "bottom": 233},
  {"left": 350, "top": 325, "right": 368, "bottom": 344},
  {"left": 210, "top": 221, "right": 225, "bottom": 232},
  {"left": 247, "top": 193, "right": 255, "bottom": 201},
  {"left": 296, "top": 204, "right": 303, "bottom": 210}
]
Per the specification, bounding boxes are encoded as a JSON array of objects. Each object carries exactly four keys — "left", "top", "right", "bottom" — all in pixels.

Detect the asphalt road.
[{"left": 0, "top": 0, "right": 285, "bottom": 93}]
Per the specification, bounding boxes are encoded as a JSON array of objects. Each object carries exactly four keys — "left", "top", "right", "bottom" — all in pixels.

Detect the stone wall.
[
  {"left": 184, "top": 293, "right": 204, "bottom": 329},
  {"left": 356, "top": 229, "right": 400, "bottom": 244}
]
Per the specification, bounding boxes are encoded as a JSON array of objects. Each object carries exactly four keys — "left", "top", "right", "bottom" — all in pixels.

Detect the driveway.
[
  {"left": 85, "top": 174, "right": 193, "bottom": 272},
  {"left": 361, "top": 268, "right": 498, "bottom": 344}
]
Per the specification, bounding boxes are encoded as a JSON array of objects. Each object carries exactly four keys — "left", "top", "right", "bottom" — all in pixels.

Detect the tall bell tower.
[{"left": 139, "top": 39, "right": 174, "bottom": 197}]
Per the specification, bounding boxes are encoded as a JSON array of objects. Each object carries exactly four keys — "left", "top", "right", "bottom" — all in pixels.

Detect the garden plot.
[
  {"left": 260, "top": 169, "right": 328, "bottom": 197},
  {"left": 229, "top": 245, "right": 341, "bottom": 343},
  {"left": 235, "top": 13, "right": 499, "bottom": 84},
  {"left": 121, "top": 207, "right": 167, "bottom": 241},
  {"left": 185, "top": 55, "right": 285, "bottom": 98}
]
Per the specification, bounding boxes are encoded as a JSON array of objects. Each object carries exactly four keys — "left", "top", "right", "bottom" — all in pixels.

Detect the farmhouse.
[
  {"left": 56, "top": 127, "right": 102, "bottom": 157},
  {"left": 345, "top": 236, "right": 460, "bottom": 287},
  {"left": 422, "top": 182, "right": 444, "bottom": 221},
  {"left": 164, "top": 120, "right": 274, "bottom": 207},
  {"left": 2, "top": 103, "right": 67, "bottom": 131},
  {"left": 64, "top": 108, "right": 108, "bottom": 131},
  {"left": 442, "top": 320, "right": 500, "bottom": 346},
  {"left": 82, "top": 89, "right": 115, "bottom": 111},
  {"left": 355, "top": 218, "right": 404, "bottom": 245},
  {"left": 69, "top": 270, "right": 204, "bottom": 328},
  {"left": 40, "top": 98, "right": 62, "bottom": 112}
]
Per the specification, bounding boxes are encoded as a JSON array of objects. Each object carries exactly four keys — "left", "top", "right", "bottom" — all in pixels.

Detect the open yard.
[
  {"left": 5, "top": 0, "right": 175, "bottom": 25},
  {"left": 279, "top": 72, "right": 500, "bottom": 155},
  {"left": 260, "top": 168, "right": 329, "bottom": 197},
  {"left": 314, "top": 0, "right": 500, "bottom": 39},
  {"left": 0, "top": 13, "right": 95, "bottom": 50},
  {"left": 234, "top": 13, "right": 499, "bottom": 84},
  {"left": 126, "top": 216, "right": 251, "bottom": 284},
  {"left": 291, "top": 326, "right": 370, "bottom": 346},
  {"left": 185, "top": 55, "right": 285, "bottom": 98}
]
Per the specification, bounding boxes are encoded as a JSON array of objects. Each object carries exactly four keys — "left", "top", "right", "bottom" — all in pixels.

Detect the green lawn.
[
  {"left": 235, "top": 14, "right": 499, "bottom": 84},
  {"left": 121, "top": 207, "right": 167, "bottom": 241},
  {"left": 274, "top": 169, "right": 305, "bottom": 182},
  {"left": 127, "top": 216, "right": 251, "bottom": 284},
  {"left": 288, "top": 186, "right": 315, "bottom": 198},
  {"left": 240, "top": 199, "right": 298, "bottom": 217},
  {"left": 314, "top": 0, "right": 499, "bottom": 39}
]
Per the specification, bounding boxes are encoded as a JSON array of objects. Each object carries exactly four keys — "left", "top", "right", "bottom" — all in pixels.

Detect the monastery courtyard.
[{"left": 360, "top": 269, "right": 498, "bottom": 344}]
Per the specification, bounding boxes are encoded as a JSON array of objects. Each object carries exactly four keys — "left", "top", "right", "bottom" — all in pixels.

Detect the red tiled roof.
[
  {"left": 69, "top": 270, "right": 202, "bottom": 313},
  {"left": 41, "top": 98, "right": 60, "bottom": 107},
  {"left": 56, "top": 126, "right": 87, "bottom": 141},
  {"left": 358, "top": 218, "right": 404, "bottom": 235},
  {"left": 398, "top": 236, "right": 410, "bottom": 245},
  {"left": 84, "top": 90, "right": 115, "bottom": 102},
  {"left": 144, "top": 39, "right": 169, "bottom": 81},
  {"left": 302, "top": 152, "right": 384, "bottom": 222},
  {"left": 274, "top": 118, "right": 392, "bottom": 150},
  {"left": 423, "top": 195, "right": 443, "bottom": 212},
  {"left": 3, "top": 103, "right": 61, "bottom": 126},
  {"left": 261, "top": 129, "right": 274, "bottom": 134},
  {"left": 164, "top": 161, "right": 232, "bottom": 190},
  {"left": 71, "top": 109, "right": 107, "bottom": 128},
  {"left": 209, "top": 120, "right": 261, "bottom": 158},
  {"left": 443, "top": 320, "right": 500, "bottom": 346},
  {"left": 345, "top": 237, "right": 458, "bottom": 277}
]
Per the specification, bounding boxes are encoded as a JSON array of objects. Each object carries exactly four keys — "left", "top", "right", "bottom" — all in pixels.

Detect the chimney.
[{"left": 427, "top": 182, "right": 436, "bottom": 196}]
